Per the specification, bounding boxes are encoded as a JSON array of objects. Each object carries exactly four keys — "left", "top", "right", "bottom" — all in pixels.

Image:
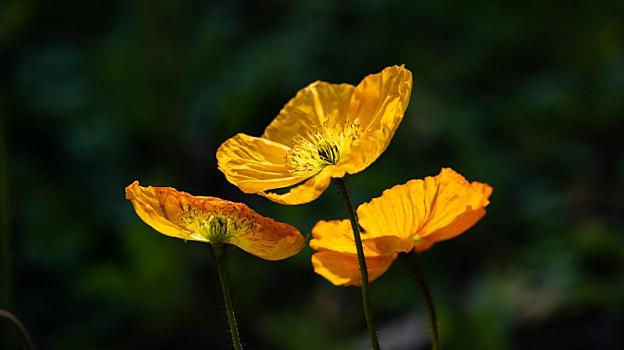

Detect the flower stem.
[
  {"left": 408, "top": 253, "right": 441, "bottom": 350},
  {"left": 0, "top": 309, "right": 35, "bottom": 350},
  {"left": 335, "top": 177, "right": 381, "bottom": 350},
  {"left": 211, "top": 244, "right": 243, "bottom": 350}
]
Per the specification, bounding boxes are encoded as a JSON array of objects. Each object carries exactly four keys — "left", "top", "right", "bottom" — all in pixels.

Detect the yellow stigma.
[
  {"left": 285, "top": 122, "right": 360, "bottom": 175},
  {"left": 181, "top": 210, "right": 252, "bottom": 243}
]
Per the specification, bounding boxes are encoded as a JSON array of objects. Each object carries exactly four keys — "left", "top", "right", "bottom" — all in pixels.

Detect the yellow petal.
[
  {"left": 125, "top": 181, "right": 305, "bottom": 260},
  {"left": 216, "top": 133, "right": 309, "bottom": 193},
  {"left": 228, "top": 209, "right": 305, "bottom": 261},
  {"left": 125, "top": 181, "right": 210, "bottom": 242},
  {"left": 338, "top": 65, "right": 413, "bottom": 174},
  {"left": 311, "top": 251, "right": 397, "bottom": 286},
  {"left": 357, "top": 168, "right": 492, "bottom": 251},
  {"left": 260, "top": 166, "right": 333, "bottom": 205},
  {"left": 262, "top": 81, "right": 355, "bottom": 147},
  {"left": 309, "top": 219, "right": 357, "bottom": 254},
  {"left": 310, "top": 219, "right": 413, "bottom": 256}
]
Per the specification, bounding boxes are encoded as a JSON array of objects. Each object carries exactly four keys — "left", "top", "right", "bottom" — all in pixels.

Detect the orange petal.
[
  {"left": 357, "top": 168, "right": 492, "bottom": 251},
  {"left": 260, "top": 166, "right": 333, "bottom": 205},
  {"left": 228, "top": 211, "right": 305, "bottom": 261},
  {"left": 262, "top": 81, "right": 355, "bottom": 147},
  {"left": 311, "top": 251, "right": 397, "bottom": 286},
  {"left": 125, "top": 181, "right": 207, "bottom": 242},
  {"left": 125, "top": 181, "right": 305, "bottom": 260},
  {"left": 338, "top": 65, "right": 413, "bottom": 174},
  {"left": 216, "top": 133, "right": 309, "bottom": 193},
  {"left": 310, "top": 219, "right": 413, "bottom": 256},
  {"left": 309, "top": 219, "right": 357, "bottom": 254}
]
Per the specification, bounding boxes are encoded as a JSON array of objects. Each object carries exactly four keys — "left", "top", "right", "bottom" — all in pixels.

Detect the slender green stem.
[
  {"left": 408, "top": 253, "right": 441, "bottom": 350},
  {"left": 0, "top": 309, "right": 35, "bottom": 350},
  {"left": 335, "top": 177, "right": 381, "bottom": 350},
  {"left": 1, "top": 104, "right": 16, "bottom": 349},
  {"left": 211, "top": 244, "right": 243, "bottom": 350}
]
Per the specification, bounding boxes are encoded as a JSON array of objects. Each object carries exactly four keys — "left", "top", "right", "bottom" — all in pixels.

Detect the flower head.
[
  {"left": 217, "top": 65, "right": 413, "bottom": 205},
  {"left": 310, "top": 168, "right": 493, "bottom": 286},
  {"left": 125, "top": 181, "right": 305, "bottom": 260}
]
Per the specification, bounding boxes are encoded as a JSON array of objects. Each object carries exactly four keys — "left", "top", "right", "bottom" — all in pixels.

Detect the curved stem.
[
  {"left": 335, "top": 177, "right": 381, "bottom": 350},
  {"left": 0, "top": 309, "right": 35, "bottom": 350},
  {"left": 408, "top": 253, "right": 441, "bottom": 350},
  {"left": 211, "top": 244, "right": 243, "bottom": 350}
]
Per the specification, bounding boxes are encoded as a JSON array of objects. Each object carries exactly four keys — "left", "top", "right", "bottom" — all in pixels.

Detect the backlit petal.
[
  {"left": 216, "top": 133, "right": 309, "bottom": 193},
  {"left": 228, "top": 211, "right": 305, "bottom": 261},
  {"left": 260, "top": 166, "right": 333, "bottom": 205},
  {"left": 357, "top": 168, "right": 492, "bottom": 251},
  {"left": 262, "top": 82, "right": 355, "bottom": 147},
  {"left": 311, "top": 251, "right": 397, "bottom": 286},
  {"left": 310, "top": 219, "right": 413, "bottom": 256},
  {"left": 125, "top": 181, "right": 210, "bottom": 242},
  {"left": 338, "top": 65, "right": 413, "bottom": 174},
  {"left": 125, "top": 181, "right": 305, "bottom": 260}
]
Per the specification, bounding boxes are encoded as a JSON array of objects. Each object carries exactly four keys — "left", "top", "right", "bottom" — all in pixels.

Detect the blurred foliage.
[{"left": 1, "top": 0, "right": 623, "bottom": 349}]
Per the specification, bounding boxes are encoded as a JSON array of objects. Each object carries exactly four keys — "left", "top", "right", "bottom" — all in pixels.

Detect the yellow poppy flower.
[
  {"left": 217, "top": 65, "right": 413, "bottom": 205},
  {"left": 310, "top": 168, "right": 493, "bottom": 286},
  {"left": 125, "top": 181, "right": 305, "bottom": 260}
]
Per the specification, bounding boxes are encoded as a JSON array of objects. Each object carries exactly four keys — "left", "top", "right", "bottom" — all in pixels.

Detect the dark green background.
[{"left": 1, "top": 0, "right": 623, "bottom": 349}]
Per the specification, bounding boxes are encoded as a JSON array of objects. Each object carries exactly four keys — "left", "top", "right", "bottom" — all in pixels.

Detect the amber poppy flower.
[
  {"left": 125, "top": 181, "right": 305, "bottom": 260},
  {"left": 310, "top": 168, "right": 493, "bottom": 286},
  {"left": 217, "top": 65, "right": 413, "bottom": 205}
]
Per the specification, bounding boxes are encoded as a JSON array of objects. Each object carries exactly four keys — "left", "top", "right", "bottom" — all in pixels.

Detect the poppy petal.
[
  {"left": 338, "top": 65, "right": 412, "bottom": 174},
  {"left": 125, "top": 181, "right": 207, "bottom": 242},
  {"left": 357, "top": 168, "right": 492, "bottom": 251},
  {"left": 217, "top": 133, "right": 309, "bottom": 193},
  {"left": 228, "top": 212, "right": 305, "bottom": 261},
  {"left": 262, "top": 81, "right": 355, "bottom": 147},
  {"left": 311, "top": 251, "right": 397, "bottom": 286},
  {"left": 260, "top": 166, "right": 333, "bottom": 205},
  {"left": 310, "top": 219, "right": 413, "bottom": 256}
]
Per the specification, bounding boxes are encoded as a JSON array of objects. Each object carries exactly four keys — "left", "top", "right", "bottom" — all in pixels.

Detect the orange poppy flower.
[
  {"left": 125, "top": 181, "right": 305, "bottom": 260},
  {"left": 310, "top": 168, "right": 493, "bottom": 286},
  {"left": 217, "top": 65, "right": 413, "bottom": 205}
]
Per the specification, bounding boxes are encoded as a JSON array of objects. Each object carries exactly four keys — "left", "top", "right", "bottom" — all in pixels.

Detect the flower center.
[
  {"left": 285, "top": 122, "right": 360, "bottom": 175},
  {"left": 181, "top": 210, "right": 251, "bottom": 243}
]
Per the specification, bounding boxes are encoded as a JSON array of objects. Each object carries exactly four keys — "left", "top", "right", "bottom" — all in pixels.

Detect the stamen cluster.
[{"left": 285, "top": 122, "right": 360, "bottom": 175}]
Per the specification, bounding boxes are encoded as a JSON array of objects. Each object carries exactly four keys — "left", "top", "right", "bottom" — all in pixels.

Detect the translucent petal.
[
  {"left": 311, "top": 251, "right": 397, "bottom": 286},
  {"left": 310, "top": 219, "right": 413, "bottom": 256},
  {"left": 357, "top": 168, "right": 492, "bottom": 251},
  {"left": 262, "top": 82, "right": 355, "bottom": 146},
  {"left": 125, "top": 181, "right": 207, "bottom": 242},
  {"left": 216, "top": 133, "right": 309, "bottom": 193},
  {"left": 260, "top": 166, "right": 333, "bottom": 205},
  {"left": 125, "top": 182, "right": 305, "bottom": 260},
  {"left": 338, "top": 65, "right": 413, "bottom": 174},
  {"left": 228, "top": 212, "right": 305, "bottom": 261}
]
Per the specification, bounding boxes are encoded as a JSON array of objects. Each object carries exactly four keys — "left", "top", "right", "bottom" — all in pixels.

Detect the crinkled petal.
[
  {"left": 338, "top": 65, "right": 413, "bottom": 174},
  {"left": 260, "top": 166, "right": 333, "bottom": 205},
  {"left": 310, "top": 219, "right": 358, "bottom": 254},
  {"left": 262, "top": 82, "right": 355, "bottom": 146},
  {"left": 217, "top": 133, "right": 309, "bottom": 193},
  {"left": 414, "top": 178, "right": 492, "bottom": 251},
  {"left": 125, "top": 181, "right": 305, "bottom": 260},
  {"left": 357, "top": 168, "right": 492, "bottom": 251},
  {"left": 228, "top": 212, "right": 305, "bottom": 261},
  {"left": 125, "top": 181, "right": 208, "bottom": 242},
  {"left": 310, "top": 219, "right": 413, "bottom": 256},
  {"left": 311, "top": 251, "right": 397, "bottom": 286}
]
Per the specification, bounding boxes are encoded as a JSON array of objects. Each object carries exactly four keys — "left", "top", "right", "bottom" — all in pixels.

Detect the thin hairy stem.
[
  {"left": 0, "top": 309, "right": 35, "bottom": 350},
  {"left": 408, "top": 254, "right": 441, "bottom": 350},
  {"left": 335, "top": 177, "right": 381, "bottom": 350},
  {"left": 211, "top": 244, "right": 243, "bottom": 350}
]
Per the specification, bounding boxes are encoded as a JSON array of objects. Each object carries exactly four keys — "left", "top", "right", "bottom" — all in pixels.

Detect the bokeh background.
[{"left": 2, "top": 0, "right": 623, "bottom": 349}]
